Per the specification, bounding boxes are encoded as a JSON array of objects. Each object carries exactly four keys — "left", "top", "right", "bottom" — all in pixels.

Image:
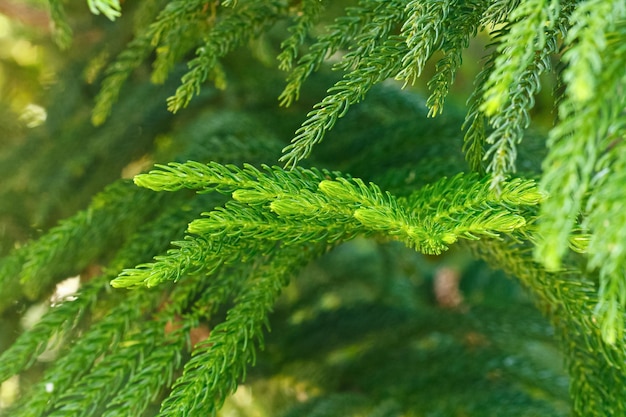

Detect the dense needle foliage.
[{"left": 1, "top": 1, "right": 625, "bottom": 416}]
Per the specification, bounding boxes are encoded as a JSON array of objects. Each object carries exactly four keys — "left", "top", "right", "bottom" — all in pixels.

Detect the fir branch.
[{"left": 157, "top": 244, "right": 320, "bottom": 417}]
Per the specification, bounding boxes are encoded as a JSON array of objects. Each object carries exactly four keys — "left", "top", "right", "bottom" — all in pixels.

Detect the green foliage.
[{"left": 2, "top": 0, "right": 626, "bottom": 416}]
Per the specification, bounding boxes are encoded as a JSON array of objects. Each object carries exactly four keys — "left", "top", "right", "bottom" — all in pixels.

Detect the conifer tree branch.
[
  {"left": 124, "top": 165, "right": 542, "bottom": 293},
  {"left": 102, "top": 263, "right": 246, "bottom": 417},
  {"left": 166, "top": 1, "right": 287, "bottom": 113},
  {"left": 280, "top": 37, "right": 408, "bottom": 167},
  {"left": 332, "top": 0, "right": 406, "bottom": 73},
  {"left": 92, "top": 31, "right": 155, "bottom": 125},
  {"left": 395, "top": 0, "right": 450, "bottom": 87},
  {"left": 47, "top": 0, "right": 73, "bottom": 49},
  {"left": 45, "top": 270, "right": 218, "bottom": 417},
  {"left": 157, "top": 244, "right": 321, "bottom": 417},
  {"left": 480, "top": 0, "right": 560, "bottom": 190},
  {"left": 13, "top": 181, "right": 163, "bottom": 300},
  {"left": 582, "top": 99, "right": 626, "bottom": 344},
  {"left": 278, "top": 0, "right": 393, "bottom": 107},
  {"left": 462, "top": 47, "right": 497, "bottom": 173},
  {"left": 8, "top": 289, "right": 161, "bottom": 417},
  {"left": 87, "top": 0, "right": 122, "bottom": 21},
  {"left": 277, "top": 0, "right": 327, "bottom": 72},
  {"left": 468, "top": 238, "right": 626, "bottom": 417},
  {"left": 536, "top": 1, "right": 626, "bottom": 271},
  {"left": 0, "top": 277, "right": 104, "bottom": 384},
  {"left": 8, "top": 2, "right": 626, "bottom": 415},
  {"left": 0, "top": 251, "right": 27, "bottom": 314},
  {"left": 480, "top": 0, "right": 558, "bottom": 117},
  {"left": 426, "top": 0, "right": 484, "bottom": 116}
]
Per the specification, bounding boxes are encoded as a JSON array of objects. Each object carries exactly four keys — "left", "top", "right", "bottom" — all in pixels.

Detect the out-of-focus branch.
[{"left": 0, "top": 1, "right": 50, "bottom": 32}]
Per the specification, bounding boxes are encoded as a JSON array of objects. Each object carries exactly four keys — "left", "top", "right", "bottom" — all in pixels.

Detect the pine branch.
[
  {"left": 462, "top": 46, "right": 496, "bottom": 173},
  {"left": 426, "top": 0, "right": 484, "bottom": 116},
  {"left": 481, "top": 0, "right": 525, "bottom": 25},
  {"left": 124, "top": 163, "right": 540, "bottom": 293},
  {"left": 92, "top": 32, "right": 154, "bottom": 125},
  {"left": 102, "top": 264, "right": 246, "bottom": 417},
  {"left": 150, "top": 18, "right": 205, "bottom": 85},
  {"left": 157, "top": 244, "right": 320, "bottom": 417},
  {"left": 280, "top": 37, "right": 408, "bottom": 167},
  {"left": 480, "top": 0, "right": 557, "bottom": 117},
  {"left": 278, "top": 0, "right": 391, "bottom": 107},
  {"left": 0, "top": 250, "right": 26, "bottom": 314},
  {"left": 47, "top": 0, "right": 73, "bottom": 49},
  {"left": 0, "top": 277, "right": 103, "bottom": 384},
  {"left": 467, "top": 238, "right": 626, "bottom": 417},
  {"left": 277, "top": 0, "right": 326, "bottom": 71},
  {"left": 0, "top": 196, "right": 209, "bottom": 379},
  {"left": 536, "top": 0, "right": 626, "bottom": 271},
  {"left": 92, "top": 0, "right": 219, "bottom": 124},
  {"left": 149, "top": 0, "right": 212, "bottom": 46},
  {"left": 166, "top": 0, "right": 287, "bottom": 113},
  {"left": 44, "top": 270, "right": 212, "bottom": 417},
  {"left": 395, "top": 0, "right": 451, "bottom": 87},
  {"left": 479, "top": 0, "right": 560, "bottom": 190},
  {"left": 87, "top": 0, "right": 121, "bottom": 21},
  {"left": 332, "top": 0, "right": 406, "bottom": 72},
  {"left": 11, "top": 181, "right": 162, "bottom": 299},
  {"left": 582, "top": 94, "right": 626, "bottom": 344},
  {"left": 8, "top": 288, "right": 161, "bottom": 417}
]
